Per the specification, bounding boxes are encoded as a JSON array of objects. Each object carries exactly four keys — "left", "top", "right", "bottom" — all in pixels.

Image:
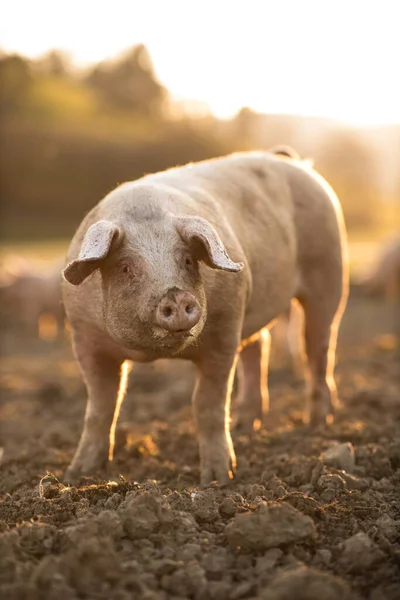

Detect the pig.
[
  {"left": 358, "top": 234, "right": 400, "bottom": 343},
  {"left": 0, "top": 257, "right": 65, "bottom": 336},
  {"left": 62, "top": 149, "right": 349, "bottom": 485},
  {"left": 360, "top": 234, "right": 400, "bottom": 300}
]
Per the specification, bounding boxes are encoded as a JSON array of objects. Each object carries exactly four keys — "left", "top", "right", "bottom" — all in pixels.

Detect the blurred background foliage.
[{"left": 1, "top": 45, "right": 399, "bottom": 244}]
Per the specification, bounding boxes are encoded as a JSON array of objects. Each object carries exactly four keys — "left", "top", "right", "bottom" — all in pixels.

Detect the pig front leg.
[
  {"left": 193, "top": 351, "right": 239, "bottom": 486},
  {"left": 64, "top": 341, "right": 128, "bottom": 483}
]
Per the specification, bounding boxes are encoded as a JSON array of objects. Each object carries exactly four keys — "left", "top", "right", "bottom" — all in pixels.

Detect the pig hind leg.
[
  {"left": 285, "top": 300, "right": 305, "bottom": 380},
  {"left": 297, "top": 270, "right": 346, "bottom": 426},
  {"left": 235, "top": 329, "right": 270, "bottom": 433}
]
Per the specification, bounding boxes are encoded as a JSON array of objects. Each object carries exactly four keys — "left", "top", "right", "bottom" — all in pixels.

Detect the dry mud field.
[{"left": 0, "top": 292, "right": 399, "bottom": 600}]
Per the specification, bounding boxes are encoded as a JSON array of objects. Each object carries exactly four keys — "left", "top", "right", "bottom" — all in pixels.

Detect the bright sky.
[{"left": 1, "top": 0, "right": 399, "bottom": 125}]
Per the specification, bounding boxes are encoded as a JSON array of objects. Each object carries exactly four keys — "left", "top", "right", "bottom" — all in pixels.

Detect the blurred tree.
[
  {"left": 34, "top": 50, "right": 71, "bottom": 77},
  {"left": 234, "top": 107, "right": 259, "bottom": 147},
  {"left": 86, "top": 44, "right": 167, "bottom": 116},
  {"left": 316, "top": 131, "right": 379, "bottom": 230},
  {"left": 232, "top": 108, "right": 298, "bottom": 151},
  {"left": 0, "top": 53, "right": 32, "bottom": 114}
]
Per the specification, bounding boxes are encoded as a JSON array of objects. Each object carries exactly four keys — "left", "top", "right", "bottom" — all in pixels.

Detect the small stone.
[
  {"left": 338, "top": 532, "right": 385, "bottom": 573},
  {"left": 260, "top": 567, "right": 353, "bottom": 600},
  {"left": 281, "top": 553, "right": 304, "bottom": 569},
  {"left": 59, "top": 486, "right": 80, "bottom": 502},
  {"left": 192, "top": 490, "right": 220, "bottom": 523},
  {"left": 289, "top": 459, "right": 315, "bottom": 486},
  {"left": 312, "top": 548, "right": 332, "bottom": 566},
  {"left": 153, "top": 559, "right": 183, "bottom": 576},
  {"left": 104, "top": 493, "right": 122, "bottom": 510},
  {"left": 219, "top": 497, "right": 238, "bottom": 517},
  {"left": 186, "top": 560, "right": 207, "bottom": 593},
  {"left": 94, "top": 510, "right": 124, "bottom": 540},
  {"left": 372, "top": 478, "right": 393, "bottom": 492},
  {"left": 203, "top": 549, "right": 229, "bottom": 580},
  {"left": 207, "top": 581, "right": 232, "bottom": 600},
  {"left": 177, "top": 543, "right": 201, "bottom": 562},
  {"left": 255, "top": 548, "right": 283, "bottom": 574},
  {"left": 120, "top": 491, "right": 173, "bottom": 539},
  {"left": 318, "top": 473, "right": 347, "bottom": 502},
  {"left": 160, "top": 567, "right": 194, "bottom": 597},
  {"left": 225, "top": 502, "right": 316, "bottom": 551},
  {"left": 235, "top": 554, "right": 252, "bottom": 570},
  {"left": 247, "top": 484, "right": 267, "bottom": 501},
  {"left": 322, "top": 442, "right": 355, "bottom": 473},
  {"left": 310, "top": 461, "right": 324, "bottom": 488},
  {"left": 298, "top": 484, "right": 313, "bottom": 495},
  {"left": 174, "top": 511, "right": 199, "bottom": 534},
  {"left": 229, "top": 581, "right": 255, "bottom": 599},
  {"left": 283, "top": 493, "right": 320, "bottom": 517},
  {"left": 369, "top": 584, "right": 400, "bottom": 600},
  {"left": 376, "top": 516, "right": 400, "bottom": 543},
  {"left": 266, "top": 476, "right": 288, "bottom": 494}
]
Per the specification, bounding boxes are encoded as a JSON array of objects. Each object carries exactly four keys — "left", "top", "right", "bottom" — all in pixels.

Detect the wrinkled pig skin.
[{"left": 62, "top": 150, "right": 348, "bottom": 485}]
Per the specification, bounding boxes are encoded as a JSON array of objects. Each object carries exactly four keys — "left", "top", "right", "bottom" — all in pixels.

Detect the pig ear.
[
  {"left": 176, "top": 216, "right": 244, "bottom": 272},
  {"left": 63, "top": 220, "right": 121, "bottom": 285}
]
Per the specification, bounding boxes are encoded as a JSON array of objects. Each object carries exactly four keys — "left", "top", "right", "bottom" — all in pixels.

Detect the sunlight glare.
[{"left": 1, "top": 0, "right": 399, "bottom": 125}]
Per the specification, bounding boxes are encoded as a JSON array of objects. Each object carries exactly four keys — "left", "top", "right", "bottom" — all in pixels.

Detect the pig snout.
[{"left": 155, "top": 288, "right": 200, "bottom": 333}]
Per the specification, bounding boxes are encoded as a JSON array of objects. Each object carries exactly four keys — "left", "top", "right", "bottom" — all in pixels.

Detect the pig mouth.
[
  {"left": 153, "top": 327, "right": 197, "bottom": 345},
  {"left": 166, "top": 330, "right": 195, "bottom": 338}
]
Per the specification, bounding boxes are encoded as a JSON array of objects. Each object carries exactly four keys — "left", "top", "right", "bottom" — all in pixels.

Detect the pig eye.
[
  {"left": 121, "top": 264, "right": 131, "bottom": 274},
  {"left": 185, "top": 257, "right": 194, "bottom": 267}
]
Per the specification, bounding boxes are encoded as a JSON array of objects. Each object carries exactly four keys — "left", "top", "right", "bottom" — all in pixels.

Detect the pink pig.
[{"left": 62, "top": 150, "right": 348, "bottom": 485}]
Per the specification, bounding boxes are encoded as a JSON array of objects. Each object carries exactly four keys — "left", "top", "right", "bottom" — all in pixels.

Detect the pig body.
[{"left": 62, "top": 151, "right": 348, "bottom": 484}]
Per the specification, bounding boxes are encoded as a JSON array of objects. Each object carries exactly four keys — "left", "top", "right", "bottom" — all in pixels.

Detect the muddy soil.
[{"left": 0, "top": 293, "right": 399, "bottom": 600}]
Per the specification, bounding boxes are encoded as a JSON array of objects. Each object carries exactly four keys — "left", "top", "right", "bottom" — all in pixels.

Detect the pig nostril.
[
  {"left": 185, "top": 304, "right": 194, "bottom": 315},
  {"left": 163, "top": 307, "right": 173, "bottom": 318}
]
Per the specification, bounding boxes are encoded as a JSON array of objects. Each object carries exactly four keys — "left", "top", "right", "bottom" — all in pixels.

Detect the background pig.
[
  {"left": 358, "top": 234, "right": 400, "bottom": 344},
  {"left": 62, "top": 150, "right": 348, "bottom": 485},
  {"left": 0, "top": 257, "right": 65, "bottom": 338},
  {"left": 359, "top": 234, "right": 400, "bottom": 300}
]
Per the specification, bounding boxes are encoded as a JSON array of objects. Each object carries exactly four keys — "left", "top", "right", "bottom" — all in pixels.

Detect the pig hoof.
[
  {"left": 307, "top": 406, "right": 335, "bottom": 427},
  {"left": 63, "top": 466, "right": 83, "bottom": 486},
  {"left": 63, "top": 462, "right": 105, "bottom": 485},
  {"left": 200, "top": 470, "right": 234, "bottom": 487},
  {"left": 235, "top": 412, "right": 261, "bottom": 435},
  {"left": 307, "top": 386, "right": 339, "bottom": 427},
  {"left": 200, "top": 456, "right": 236, "bottom": 487},
  {"left": 237, "top": 419, "right": 264, "bottom": 436}
]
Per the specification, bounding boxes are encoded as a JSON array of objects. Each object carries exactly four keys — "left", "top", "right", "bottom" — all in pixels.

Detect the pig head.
[{"left": 63, "top": 212, "right": 243, "bottom": 356}]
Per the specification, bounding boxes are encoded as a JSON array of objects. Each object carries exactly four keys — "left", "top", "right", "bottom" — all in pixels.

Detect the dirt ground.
[{"left": 0, "top": 291, "right": 399, "bottom": 600}]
